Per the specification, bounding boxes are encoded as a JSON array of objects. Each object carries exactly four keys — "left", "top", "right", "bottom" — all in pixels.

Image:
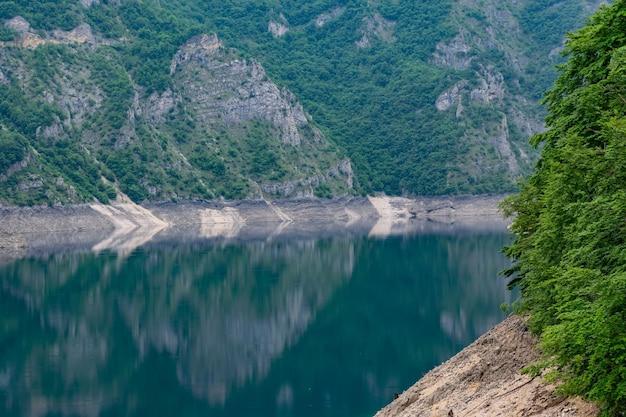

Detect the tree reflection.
[
  {"left": 0, "top": 228, "right": 510, "bottom": 417},
  {"left": 0, "top": 239, "right": 355, "bottom": 416}
]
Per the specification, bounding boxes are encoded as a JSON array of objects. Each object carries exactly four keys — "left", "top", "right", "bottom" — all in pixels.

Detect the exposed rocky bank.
[
  {"left": 0, "top": 195, "right": 507, "bottom": 256},
  {"left": 375, "top": 315, "right": 599, "bottom": 417}
]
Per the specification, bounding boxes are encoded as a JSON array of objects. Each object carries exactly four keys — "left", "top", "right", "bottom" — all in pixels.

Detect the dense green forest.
[
  {"left": 0, "top": 0, "right": 604, "bottom": 204},
  {"left": 502, "top": 1, "right": 626, "bottom": 414}
]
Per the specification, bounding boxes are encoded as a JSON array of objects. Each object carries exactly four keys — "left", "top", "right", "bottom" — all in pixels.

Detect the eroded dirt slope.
[{"left": 375, "top": 315, "right": 598, "bottom": 417}]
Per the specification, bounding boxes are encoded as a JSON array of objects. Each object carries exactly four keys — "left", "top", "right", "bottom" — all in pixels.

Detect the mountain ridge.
[{"left": 0, "top": 0, "right": 605, "bottom": 206}]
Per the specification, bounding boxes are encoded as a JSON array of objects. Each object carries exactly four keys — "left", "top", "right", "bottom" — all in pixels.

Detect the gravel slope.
[{"left": 374, "top": 315, "right": 599, "bottom": 417}]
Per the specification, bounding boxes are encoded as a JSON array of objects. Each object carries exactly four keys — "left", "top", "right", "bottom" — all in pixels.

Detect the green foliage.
[
  {"left": 1, "top": 0, "right": 80, "bottom": 31},
  {"left": 247, "top": 2, "right": 460, "bottom": 195},
  {"left": 0, "top": 82, "right": 62, "bottom": 139},
  {"left": 517, "top": 0, "right": 588, "bottom": 47},
  {"left": 219, "top": 119, "right": 292, "bottom": 183},
  {"left": 89, "top": 52, "right": 134, "bottom": 131},
  {"left": 189, "top": 145, "right": 226, "bottom": 177},
  {"left": 104, "top": 148, "right": 150, "bottom": 202},
  {"left": 119, "top": 0, "right": 203, "bottom": 93},
  {"left": 314, "top": 182, "right": 332, "bottom": 198},
  {"left": 503, "top": 2, "right": 626, "bottom": 414},
  {"left": 39, "top": 140, "right": 110, "bottom": 203},
  {"left": 0, "top": 2, "right": 20, "bottom": 20},
  {"left": 85, "top": 2, "right": 125, "bottom": 39},
  {"left": 0, "top": 0, "right": 604, "bottom": 205},
  {"left": 0, "top": 131, "right": 26, "bottom": 174},
  {"left": 80, "top": 0, "right": 520, "bottom": 196},
  {"left": 514, "top": 0, "right": 597, "bottom": 100},
  {"left": 0, "top": 25, "right": 17, "bottom": 41}
]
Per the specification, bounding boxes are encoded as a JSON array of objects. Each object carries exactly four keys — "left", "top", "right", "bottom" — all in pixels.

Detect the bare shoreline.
[
  {"left": 0, "top": 195, "right": 509, "bottom": 254},
  {"left": 0, "top": 195, "right": 507, "bottom": 233},
  {"left": 375, "top": 314, "right": 599, "bottom": 417}
]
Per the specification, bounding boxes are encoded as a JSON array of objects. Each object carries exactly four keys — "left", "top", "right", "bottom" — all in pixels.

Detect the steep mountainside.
[
  {"left": 0, "top": 0, "right": 604, "bottom": 206},
  {"left": 0, "top": 13, "right": 351, "bottom": 205},
  {"left": 240, "top": 0, "right": 604, "bottom": 194}
]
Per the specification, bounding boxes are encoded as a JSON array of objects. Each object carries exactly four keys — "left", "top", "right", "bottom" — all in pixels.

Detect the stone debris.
[{"left": 374, "top": 315, "right": 599, "bottom": 417}]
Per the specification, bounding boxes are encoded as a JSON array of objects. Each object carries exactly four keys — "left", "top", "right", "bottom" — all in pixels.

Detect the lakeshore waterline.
[{"left": 0, "top": 195, "right": 508, "bottom": 257}]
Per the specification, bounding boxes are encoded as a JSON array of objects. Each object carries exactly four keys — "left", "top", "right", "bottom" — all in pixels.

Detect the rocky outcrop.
[
  {"left": 489, "top": 115, "right": 519, "bottom": 176},
  {"left": 268, "top": 14, "right": 289, "bottom": 38},
  {"left": 138, "top": 89, "right": 178, "bottom": 125},
  {"left": 172, "top": 34, "right": 310, "bottom": 147},
  {"left": 261, "top": 175, "right": 322, "bottom": 197},
  {"left": 315, "top": 7, "right": 346, "bottom": 27},
  {"left": 0, "top": 20, "right": 352, "bottom": 204},
  {"left": 78, "top": 0, "right": 98, "bottom": 7},
  {"left": 164, "top": 33, "right": 353, "bottom": 198},
  {"left": 52, "top": 24, "right": 95, "bottom": 45},
  {"left": 435, "top": 81, "right": 467, "bottom": 112},
  {"left": 432, "top": 31, "right": 473, "bottom": 71},
  {"left": 355, "top": 14, "right": 396, "bottom": 48},
  {"left": 3, "top": 17, "right": 96, "bottom": 48},
  {"left": 470, "top": 65, "right": 505, "bottom": 104},
  {"left": 258, "top": 159, "right": 353, "bottom": 198},
  {"left": 0, "top": 1, "right": 608, "bottom": 205},
  {"left": 4, "top": 16, "right": 30, "bottom": 33},
  {"left": 268, "top": 21, "right": 289, "bottom": 37},
  {"left": 435, "top": 64, "right": 505, "bottom": 117},
  {"left": 431, "top": 0, "right": 547, "bottom": 184}
]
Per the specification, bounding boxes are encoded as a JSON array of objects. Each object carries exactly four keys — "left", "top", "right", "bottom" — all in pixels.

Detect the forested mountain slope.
[
  {"left": 0, "top": 0, "right": 604, "bottom": 205},
  {"left": 503, "top": 1, "right": 626, "bottom": 414}
]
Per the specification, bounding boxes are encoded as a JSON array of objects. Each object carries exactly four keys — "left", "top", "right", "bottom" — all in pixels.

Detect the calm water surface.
[{"left": 0, "top": 226, "right": 512, "bottom": 417}]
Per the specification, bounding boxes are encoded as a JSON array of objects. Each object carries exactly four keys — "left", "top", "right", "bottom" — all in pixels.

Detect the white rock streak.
[
  {"left": 367, "top": 196, "right": 414, "bottom": 237},
  {"left": 200, "top": 207, "right": 245, "bottom": 238},
  {"left": 89, "top": 203, "right": 168, "bottom": 255}
]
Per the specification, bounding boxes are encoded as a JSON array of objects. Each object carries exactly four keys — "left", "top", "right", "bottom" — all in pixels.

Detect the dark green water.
[{"left": 0, "top": 229, "right": 512, "bottom": 417}]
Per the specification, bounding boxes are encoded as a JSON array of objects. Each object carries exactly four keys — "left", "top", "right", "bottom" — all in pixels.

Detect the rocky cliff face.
[
  {"left": 0, "top": 0, "right": 605, "bottom": 205},
  {"left": 432, "top": 7, "right": 534, "bottom": 182},
  {"left": 171, "top": 34, "right": 310, "bottom": 147},
  {"left": 432, "top": 0, "right": 604, "bottom": 187},
  {"left": 0, "top": 19, "right": 352, "bottom": 206}
]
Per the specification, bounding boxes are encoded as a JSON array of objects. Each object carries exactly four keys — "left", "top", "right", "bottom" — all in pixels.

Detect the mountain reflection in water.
[{"left": 0, "top": 224, "right": 512, "bottom": 417}]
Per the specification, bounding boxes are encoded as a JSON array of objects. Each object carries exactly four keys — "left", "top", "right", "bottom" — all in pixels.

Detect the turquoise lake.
[{"left": 0, "top": 225, "right": 513, "bottom": 417}]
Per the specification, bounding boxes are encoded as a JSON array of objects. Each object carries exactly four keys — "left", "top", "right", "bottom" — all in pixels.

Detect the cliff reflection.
[
  {"left": 0, "top": 238, "right": 355, "bottom": 416},
  {"left": 0, "top": 228, "right": 511, "bottom": 417}
]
